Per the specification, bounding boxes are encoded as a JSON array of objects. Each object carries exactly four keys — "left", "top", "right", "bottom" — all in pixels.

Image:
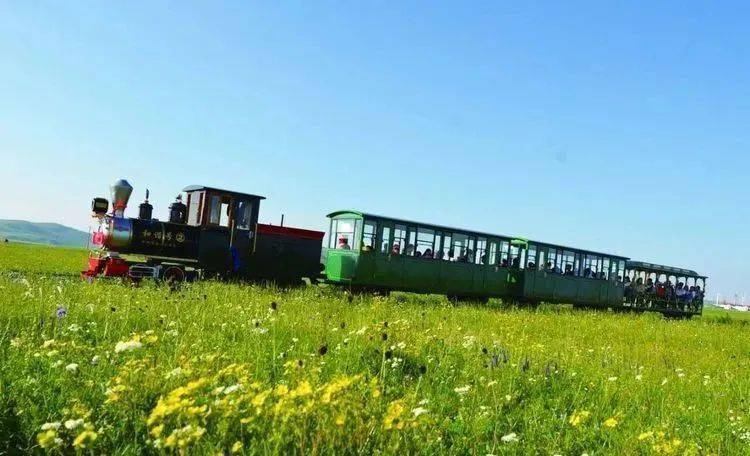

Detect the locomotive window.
[
  {"left": 362, "top": 221, "right": 377, "bottom": 250},
  {"left": 209, "top": 195, "right": 221, "bottom": 225},
  {"left": 235, "top": 200, "right": 254, "bottom": 230},
  {"left": 187, "top": 192, "right": 203, "bottom": 226},
  {"left": 219, "top": 201, "right": 231, "bottom": 227}
]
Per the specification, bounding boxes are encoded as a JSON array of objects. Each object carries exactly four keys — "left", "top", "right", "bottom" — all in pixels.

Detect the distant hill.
[{"left": 0, "top": 220, "right": 88, "bottom": 247}]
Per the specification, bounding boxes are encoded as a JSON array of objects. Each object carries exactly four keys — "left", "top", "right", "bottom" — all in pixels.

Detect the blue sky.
[{"left": 0, "top": 2, "right": 747, "bottom": 300}]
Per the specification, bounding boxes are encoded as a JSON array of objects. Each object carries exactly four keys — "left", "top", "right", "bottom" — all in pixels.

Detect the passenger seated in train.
[
  {"left": 338, "top": 236, "right": 351, "bottom": 250},
  {"left": 564, "top": 264, "right": 574, "bottom": 275},
  {"left": 544, "top": 261, "right": 554, "bottom": 272},
  {"left": 598, "top": 271, "right": 606, "bottom": 279},
  {"left": 645, "top": 278, "right": 655, "bottom": 293},
  {"left": 527, "top": 261, "right": 536, "bottom": 269},
  {"left": 391, "top": 243, "right": 401, "bottom": 254},
  {"left": 511, "top": 256, "right": 520, "bottom": 268},
  {"left": 583, "top": 267, "right": 593, "bottom": 278},
  {"left": 501, "top": 258, "right": 509, "bottom": 267},
  {"left": 422, "top": 248, "right": 433, "bottom": 259},
  {"left": 435, "top": 250, "right": 445, "bottom": 260},
  {"left": 633, "top": 277, "right": 645, "bottom": 295},
  {"left": 362, "top": 244, "right": 373, "bottom": 252},
  {"left": 405, "top": 244, "right": 415, "bottom": 256}
]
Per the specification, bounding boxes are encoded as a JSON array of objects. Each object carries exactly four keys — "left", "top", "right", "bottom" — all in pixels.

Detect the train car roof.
[
  {"left": 626, "top": 260, "right": 706, "bottom": 278},
  {"left": 327, "top": 209, "right": 629, "bottom": 260},
  {"left": 182, "top": 185, "right": 266, "bottom": 201}
]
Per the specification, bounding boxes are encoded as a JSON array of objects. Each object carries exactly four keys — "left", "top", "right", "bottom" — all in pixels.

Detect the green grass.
[{"left": 0, "top": 243, "right": 748, "bottom": 454}]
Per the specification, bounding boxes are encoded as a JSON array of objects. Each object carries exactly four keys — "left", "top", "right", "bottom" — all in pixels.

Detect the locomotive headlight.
[{"left": 91, "top": 197, "right": 108, "bottom": 216}]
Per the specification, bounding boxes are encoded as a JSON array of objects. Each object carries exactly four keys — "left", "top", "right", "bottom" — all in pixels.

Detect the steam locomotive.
[{"left": 83, "top": 179, "right": 324, "bottom": 283}]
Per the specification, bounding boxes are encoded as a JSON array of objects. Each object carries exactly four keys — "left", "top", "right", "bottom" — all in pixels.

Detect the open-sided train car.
[
  {"left": 83, "top": 179, "right": 324, "bottom": 283},
  {"left": 323, "top": 210, "right": 706, "bottom": 316}
]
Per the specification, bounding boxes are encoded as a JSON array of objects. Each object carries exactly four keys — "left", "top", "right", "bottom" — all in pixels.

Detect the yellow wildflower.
[
  {"left": 568, "top": 410, "right": 591, "bottom": 427},
  {"left": 72, "top": 429, "right": 98, "bottom": 448},
  {"left": 37, "top": 429, "right": 61, "bottom": 449},
  {"left": 604, "top": 417, "right": 619, "bottom": 428},
  {"left": 291, "top": 380, "right": 313, "bottom": 398},
  {"left": 383, "top": 400, "right": 406, "bottom": 430},
  {"left": 231, "top": 441, "right": 243, "bottom": 453},
  {"left": 638, "top": 431, "right": 654, "bottom": 441}
]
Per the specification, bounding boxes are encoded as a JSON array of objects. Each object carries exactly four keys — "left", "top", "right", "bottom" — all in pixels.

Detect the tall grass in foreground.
[{"left": 0, "top": 243, "right": 748, "bottom": 454}]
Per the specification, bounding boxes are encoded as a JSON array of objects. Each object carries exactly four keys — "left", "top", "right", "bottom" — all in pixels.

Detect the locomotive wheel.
[{"left": 162, "top": 266, "right": 185, "bottom": 286}]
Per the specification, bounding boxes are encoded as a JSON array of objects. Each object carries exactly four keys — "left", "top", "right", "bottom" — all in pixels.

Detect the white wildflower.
[
  {"left": 454, "top": 385, "right": 471, "bottom": 395},
  {"left": 64, "top": 418, "right": 84, "bottom": 430},
  {"left": 65, "top": 363, "right": 79, "bottom": 374},
  {"left": 608, "top": 376, "right": 618, "bottom": 382},
  {"left": 114, "top": 339, "right": 142, "bottom": 353},
  {"left": 411, "top": 407, "right": 429, "bottom": 417},
  {"left": 223, "top": 384, "right": 241, "bottom": 395},
  {"left": 41, "top": 422, "right": 61, "bottom": 430},
  {"left": 90, "top": 355, "right": 100, "bottom": 365},
  {"left": 501, "top": 432, "right": 519, "bottom": 443}
]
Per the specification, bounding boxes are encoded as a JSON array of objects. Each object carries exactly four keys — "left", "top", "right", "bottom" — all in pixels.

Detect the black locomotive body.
[{"left": 84, "top": 180, "right": 324, "bottom": 283}]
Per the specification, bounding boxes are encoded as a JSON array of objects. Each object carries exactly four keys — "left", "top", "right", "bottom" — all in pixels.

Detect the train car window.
[
  {"left": 509, "top": 245, "right": 520, "bottom": 267},
  {"left": 434, "top": 232, "right": 443, "bottom": 259},
  {"left": 331, "top": 219, "right": 356, "bottom": 249},
  {"left": 441, "top": 234, "right": 452, "bottom": 260},
  {"left": 405, "top": 227, "right": 417, "bottom": 256},
  {"left": 380, "top": 226, "right": 392, "bottom": 253},
  {"left": 537, "top": 249, "right": 546, "bottom": 270},
  {"left": 562, "top": 250, "right": 575, "bottom": 275},
  {"left": 488, "top": 241, "right": 498, "bottom": 265},
  {"left": 416, "top": 228, "right": 435, "bottom": 257},
  {"left": 499, "top": 241, "right": 510, "bottom": 266},
  {"left": 467, "top": 237, "right": 476, "bottom": 263},
  {"left": 527, "top": 245, "right": 537, "bottom": 269},
  {"left": 452, "top": 233, "right": 469, "bottom": 262},
  {"left": 235, "top": 200, "right": 254, "bottom": 230},
  {"left": 602, "top": 258, "right": 610, "bottom": 279},
  {"left": 362, "top": 220, "right": 377, "bottom": 251},
  {"left": 475, "top": 237, "right": 487, "bottom": 264},
  {"left": 393, "top": 224, "right": 407, "bottom": 254}
]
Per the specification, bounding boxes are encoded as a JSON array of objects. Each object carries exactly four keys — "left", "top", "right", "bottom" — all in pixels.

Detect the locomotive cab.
[{"left": 182, "top": 185, "right": 265, "bottom": 274}]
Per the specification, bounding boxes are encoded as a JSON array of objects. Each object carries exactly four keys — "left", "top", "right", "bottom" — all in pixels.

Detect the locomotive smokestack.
[{"left": 110, "top": 179, "right": 133, "bottom": 217}]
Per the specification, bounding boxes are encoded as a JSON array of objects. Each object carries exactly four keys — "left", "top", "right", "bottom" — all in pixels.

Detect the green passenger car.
[{"left": 324, "top": 211, "right": 523, "bottom": 300}]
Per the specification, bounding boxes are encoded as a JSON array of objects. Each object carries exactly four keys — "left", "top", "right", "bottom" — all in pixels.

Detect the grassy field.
[{"left": 0, "top": 243, "right": 748, "bottom": 454}]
